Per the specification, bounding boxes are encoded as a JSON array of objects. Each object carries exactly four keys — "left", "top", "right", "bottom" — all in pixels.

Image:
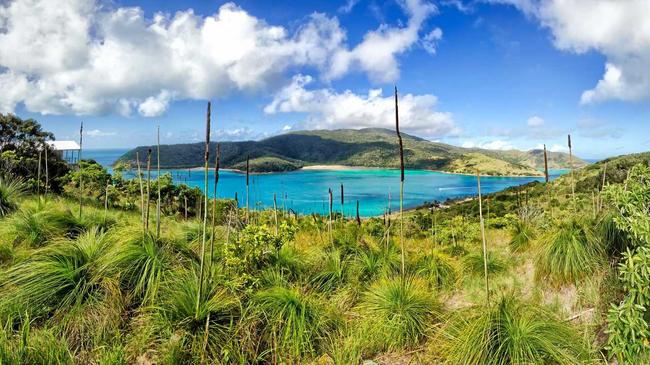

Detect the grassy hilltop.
[{"left": 117, "top": 128, "right": 586, "bottom": 176}]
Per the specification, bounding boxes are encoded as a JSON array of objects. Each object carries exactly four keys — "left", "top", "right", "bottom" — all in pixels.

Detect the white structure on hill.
[{"left": 47, "top": 141, "right": 81, "bottom": 164}]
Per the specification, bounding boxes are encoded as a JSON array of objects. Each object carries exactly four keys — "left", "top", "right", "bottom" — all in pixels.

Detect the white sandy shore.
[{"left": 301, "top": 165, "right": 377, "bottom": 171}]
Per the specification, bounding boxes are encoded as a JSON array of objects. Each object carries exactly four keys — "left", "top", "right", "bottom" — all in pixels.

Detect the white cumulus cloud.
[
  {"left": 462, "top": 139, "right": 515, "bottom": 150},
  {"left": 0, "top": 0, "right": 439, "bottom": 117},
  {"left": 492, "top": 0, "right": 650, "bottom": 104},
  {"left": 86, "top": 129, "right": 117, "bottom": 137},
  {"left": 264, "top": 74, "right": 458, "bottom": 138},
  {"left": 527, "top": 115, "right": 544, "bottom": 127}
]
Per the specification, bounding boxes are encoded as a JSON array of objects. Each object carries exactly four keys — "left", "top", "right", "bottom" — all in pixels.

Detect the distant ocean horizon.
[{"left": 83, "top": 148, "right": 568, "bottom": 216}]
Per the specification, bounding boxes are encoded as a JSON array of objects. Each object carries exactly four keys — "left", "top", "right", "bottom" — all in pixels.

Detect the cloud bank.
[{"left": 0, "top": 0, "right": 438, "bottom": 117}]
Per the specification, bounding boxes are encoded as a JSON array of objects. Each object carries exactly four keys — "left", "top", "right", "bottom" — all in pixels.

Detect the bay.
[{"left": 84, "top": 149, "right": 566, "bottom": 217}]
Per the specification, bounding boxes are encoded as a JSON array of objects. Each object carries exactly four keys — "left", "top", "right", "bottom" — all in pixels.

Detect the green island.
[
  {"left": 117, "top": 128, "right": 586, "bottom": 176},
  {"left": 2, "top": 115, "right": 650, "bottom": 364}
]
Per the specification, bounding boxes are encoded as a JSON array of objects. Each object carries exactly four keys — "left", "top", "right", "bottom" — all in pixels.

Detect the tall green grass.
[
  {"left": 535, "top": 219, "right": 605, "bottom": 285},
  {"left": 415, "top": 251, "right": 459, "bottom": 291},
  {"left": 440, "top": 296, "right": 590, "bottom": 365},
  {"left": 254, "top": 285, "right": 333, "bottom": 362},
  {"left": 0, "top": 176, "right": 26, "bottom": 217},
  {"left": 359, "top": 276, "right": 439, "bottom": 349}
]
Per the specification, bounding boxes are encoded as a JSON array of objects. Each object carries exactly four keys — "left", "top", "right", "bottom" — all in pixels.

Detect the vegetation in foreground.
[{"left": 1, "top": 115, "right": 650, "bottom": 364}]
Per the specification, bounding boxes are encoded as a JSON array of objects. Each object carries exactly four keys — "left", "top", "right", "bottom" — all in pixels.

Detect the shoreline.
[{"left": 182, "top": 164, "right": 546, "bottom": 178}]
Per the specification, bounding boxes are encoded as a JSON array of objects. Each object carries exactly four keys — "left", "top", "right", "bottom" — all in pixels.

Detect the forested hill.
[{"left": 116, "top": 128, "right": 586, "bottom": 176}]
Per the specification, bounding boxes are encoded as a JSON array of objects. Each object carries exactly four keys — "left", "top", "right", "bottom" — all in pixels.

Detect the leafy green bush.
[
  {"left": 0, "top": 175, "right": 26, "bottom": 217},
  {"left": 415, "top": 251, "right": 459, "bottom": 291}
]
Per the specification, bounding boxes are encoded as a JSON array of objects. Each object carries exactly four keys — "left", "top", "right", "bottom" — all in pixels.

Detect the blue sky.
[{"left": 2, "top": 0, "right": 649, "bottom": 159}]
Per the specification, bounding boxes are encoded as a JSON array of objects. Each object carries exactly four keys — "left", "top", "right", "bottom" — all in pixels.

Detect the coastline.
[{"left": 181, "top": 164, "right": 546, "bottom": 178}]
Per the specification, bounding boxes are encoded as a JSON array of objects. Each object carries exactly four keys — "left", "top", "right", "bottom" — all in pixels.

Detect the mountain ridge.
[{"left": 115, "top": 128, "right": 586, "bottom": 176}]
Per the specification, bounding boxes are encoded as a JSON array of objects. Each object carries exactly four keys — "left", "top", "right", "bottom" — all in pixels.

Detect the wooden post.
[
  {"left": 340, "top": 183, "right": 344, "bottom": 220},
  {"left": 273, "top": 193, "right": 279, "bottom": 235},
  {"left": 145, "top": 149, "right": 152, "bottom": 232},
  {"left": 36, "top": 149, "right": 42, "bottom": 198},
  {"left": 356, "top": 200, "right": 361, "bottom": 226},
  {"left": 568, "top": 134, "right": 576, "bottom": 208},
  {"left": 196, "top": 101, "right": 211, "bottom": 319},
  {"left": 543, "top": 144, "right": 549, "bottom": 183},
  {"left": 395, "top": 86, "right": 406, "bottom": 278},
  {"left": 78, "top": 122, "right": 84, "bottom": 218},
  {"left": 328, "top": 188, "right": 333, "bottom": 245},
  {"left": 44, "top": 144, "right": 49, "bottom": 201},
  {"left": 136, "top": 151, "right": 145, "bottom": 229},
  {"left": 245, "top": 154, "right": 250, "bottom": 224},
  {"left": 156, "top": 126, "right": 162, "bottom": 238},
  {"left": 208, "top": 144, "right": 220, "bottom": 279},
  {"left": 477, "top": 170, "right": 490, "bottom": 304}
]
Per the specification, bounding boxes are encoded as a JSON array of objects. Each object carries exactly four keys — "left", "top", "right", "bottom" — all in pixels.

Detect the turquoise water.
[{"left": 84, "top": 149, "right": 565, "bottom": 217}]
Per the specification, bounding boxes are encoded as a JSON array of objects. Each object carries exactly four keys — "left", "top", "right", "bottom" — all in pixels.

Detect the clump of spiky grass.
[
  {"left": 103, "top": 228, "right": 174, "bottom": 304},
  {"left": 156, "top": 268, "right": 239, "bottom": 362},
  {"left": 310, "top": 248, "right": 349, "bottom": 292},
  {"left": 415, "top": 251, "right": 459, "bottom": 291},
  {"left": 0, "top": 318, "right": 74, "bottom": 364},
  {"left": 353, "top": 246, "right": 400, "bottom": 283},
  {"left": 439, "top": 295, "right": 590, "bottom": 364},
  {"left": 254, "top": 285, "right": 333, "bottom": 362},
  {"left": 535, "top": 219, "right": 604, "bottom": 285},
  {"left": 0, "top": 228, "right": 122, "bottom": 346},
  {"left": 463, "top": 251, "right": 506, "bottom": 276},
  {"left": 0, "top": 176, "right": 26, "bottom": 217},
  {"left": 359, "top": 276, "right": 439, "bottom": 349},
  {"left": 598, "top": 212, "right": 634, "bottom": 256},
  {"left": 510, "top": 219, "right": 536, "bottom": 252},
  {"left": 4, "top": 208, "right": 68, "bottom": 247}
]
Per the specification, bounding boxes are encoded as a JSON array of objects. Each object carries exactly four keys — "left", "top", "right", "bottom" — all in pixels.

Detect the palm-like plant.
[
  {"left": 510, "top": 219, "right": 536, "bottom": 252},
  {"left": 0, "top": 228, "right": 121, "bottom": 345},
  {"left": 255, "top": 286, "right": 332, "bottom": 362},
  {"left": 4, "top": 208, "right": 67, "bottom": 247},
  {"left": 103, "top": 228, "right": 173, "bottom": 304},
  {"left": 463, "top": 251, "right": 506, "bottom": 276},
  {"left": 157, "top": 268, "right": 239, "bottom": 362},
  {"left": 415, "top": 251, "right": 459, "bottom": 291},
  {"left": 359, "top": 276, "right": 439, "bottom": 349},
  {"left": 311, "top": 249, "right": 349, "bottom": 292},
  {"left": 354, "top": 246, "right": 400, "bottom": 283},
  {"left": 0, "top": 176, "right": 26, "bottom": 217},
  {"left": 440, "top": 296, "right": 590, "bottom": 365},
  {"left": 535, "top": 219, "right": 604, "bottom": 285}
]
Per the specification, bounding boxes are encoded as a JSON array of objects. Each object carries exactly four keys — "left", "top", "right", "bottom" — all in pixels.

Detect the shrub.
[{"left": 415, "top": 251, "right": 459, "bottom": 291}]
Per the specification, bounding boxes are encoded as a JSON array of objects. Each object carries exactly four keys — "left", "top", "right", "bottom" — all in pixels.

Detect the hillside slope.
[{"left": 116, "top": 128, "right": 585, "bottom": 176}]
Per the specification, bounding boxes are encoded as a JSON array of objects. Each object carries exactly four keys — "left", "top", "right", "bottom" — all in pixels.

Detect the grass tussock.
[
  {"left": 535, "top": 219, "right": 605, "bottom": 285},
  {"left": 439, "top": 295, "right": 590, "bottom": 365}
]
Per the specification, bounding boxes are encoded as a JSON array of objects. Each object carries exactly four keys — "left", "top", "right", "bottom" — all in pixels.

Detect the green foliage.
[
  {"left": 535, "top": 219, "right": 604, "bottom": 285},
  {"left": 353, "top": 246, "right": 400, "bottom": 283},
  {"left": 510, "top": 219, "right": 536, "bottom": 252},
  {"left": 224, "top": 223, "right": 295, "bottom": 288},
  {"left": 310, "top": 248, "right": 349, "bottom": 292},
  {"left": 254, "top": 286, "right": 332, "bottom": 361},
  {"left": 64, "top": 159, "right": 111, "bottom": 198},
  {"left": 359, "top": 276, "right": 439, "bottom": 349},
  {"left": 0, "top": 175, "right": 26, "bottom": 217},
  {"left": 0, "top": 114, "right": 69, "bottom": 193},
  {"left": 463, "top": 251, "right": 506, "bottom": 276},
  {"left": 0, "top": 317, "right": 73, "bottom": 365},
  {"left": 440, "top": 296, "right": 589, "bottom": 365},
  {"left": 103, "top": 229, "right": 173, "bottom": 304},
  {"left": 4, "top": 208, "right": 68, "bottom": 247},
  {"left": 415, "top": 251, "right": 459, "bottom": 291},
  {"left": 604, "top": 164, "right": 650, "bottom": 362},
  {"left": 0, "top": 228, "right": 122, "bottom": 346},
  {"left": 157, "top": 268, "right": 240, "bottom": 362}
]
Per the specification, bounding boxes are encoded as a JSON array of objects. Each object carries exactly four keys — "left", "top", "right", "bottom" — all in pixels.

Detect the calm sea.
[{"left": 84, "top": 149, "right": 566, "bottom": 217}]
